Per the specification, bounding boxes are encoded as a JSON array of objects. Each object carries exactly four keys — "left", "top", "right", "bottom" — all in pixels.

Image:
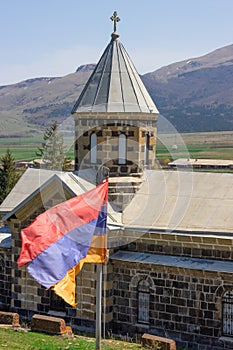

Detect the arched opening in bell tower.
[
  {"left": 118, "top": 133, "right": 127, "bottom": 165},
  {"left": 90, "top": 133, "right": 97, "bottom": 164},
  {"left": 144, "top": 133, "right": 150, "bottom": 166}
]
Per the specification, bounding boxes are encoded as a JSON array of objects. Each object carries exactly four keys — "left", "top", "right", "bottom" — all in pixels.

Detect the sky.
[{"left": 0, "top": 0, "right": 232, "bottom": 86}]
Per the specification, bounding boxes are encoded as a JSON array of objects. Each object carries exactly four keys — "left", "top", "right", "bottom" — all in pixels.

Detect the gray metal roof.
[
  {"left": 3, "top": 168, "right": 233, "bottom": 235},
  {"left": 111, "top": 251, "right": 233, "bottom": 273},
  {"left": 123, "top": 170, "right": 233, "bottom": 234},
  {"left": 72, "top": 33, "right": 158, "bottom": 114},
  {"left": 0, "top": 168, "right": 120, "bottom": 225},
  {"left": 0, "top": 168, "right": 95, "bottom": 215},
  {"left": 169, "top": 158, "right": 233, "bottom": 168}
]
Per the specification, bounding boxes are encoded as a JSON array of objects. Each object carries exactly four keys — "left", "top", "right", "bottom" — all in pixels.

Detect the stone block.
[
  {"left": 81, "top": 310, "right": 95, "bottom": 320},
  {"left": 31, "top": 314, "right": 67, "bottom": 335},
  {"left": 142, "top": 333, "right": 176, "bottom": 350},
  {"left": 176, "top": 235, "right": 192, "bottom": 242},
  {"left": 217, "top": 238, "right": 233, "bottom": 246},
  {"left": 0, "top": 311, "right": 20, "bottom": 327},
  {"left": 103, "top": 312, "right": 113, "bottom": 323}
]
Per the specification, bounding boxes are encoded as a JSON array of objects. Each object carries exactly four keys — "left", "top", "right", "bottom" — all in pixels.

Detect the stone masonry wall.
[
  {"left": 111, "top": 259, "right": 233, "bottom": 350},
  {"left": 74, "top": 114, "right": 157, "bottom": 174},
  {"left": 0, "top": 248, "right": 11, "bottom": 309},
  {"left": 73, "top": 262, "right": 113, "bottom": 330},
  {"left": 10, "top": 216, "right": 48, "bottom": 316},
  {"left": 120, "top": 230, "right": 233, "bottom": 262},
  {"left": 108, "top": 229, "right": 233, "bottom": 350}
]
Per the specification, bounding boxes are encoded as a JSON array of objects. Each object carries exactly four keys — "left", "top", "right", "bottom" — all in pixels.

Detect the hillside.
[
  {"left": 0, "top": 65, "right": 95, "bottom": 137},
  {"left": 0, "top": 45, "right": 232, "bottom": 136},
  {"left": 143, "top": 44, "right": 233, "bottom": 132}
]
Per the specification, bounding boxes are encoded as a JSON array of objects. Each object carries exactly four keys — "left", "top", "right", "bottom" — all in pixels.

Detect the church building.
[{"left": 1, "top": 12, "right": 233, "bottom": 350}]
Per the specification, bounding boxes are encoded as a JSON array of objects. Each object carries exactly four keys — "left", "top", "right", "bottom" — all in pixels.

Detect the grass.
[
  {"left": 156, "top": 131, "right": 233, "bottom": 161},
  {"left": 156, "top": 143, "right": 233, "bottom": 161},
  {"left": 0, "top": 135, "right": 43, "bottom": 161},
  {"left": 0, "top": 328, "right": 186, "bottom": 349},
  {"left": 0, "top": 136, "right": 74, "bottom": 161},
  {"left": 0, "top": 328, "right": 142, "bottom": 350}
]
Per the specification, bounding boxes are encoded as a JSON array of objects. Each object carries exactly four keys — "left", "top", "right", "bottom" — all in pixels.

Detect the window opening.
[
  {"left": 144, "top": 134, "right": 150, "bottom": 165},
  {"left": 90, "top": 133, "right": 97, "bottom": 164},
  {"left": 118, "top": 134, "right": 127, "bottom": 165},
  {"left": 138, "top": 279, "right": 150, "bottom": 324},
  {"left": 223, "top": 290, "right": 233, "bottom": 337}
]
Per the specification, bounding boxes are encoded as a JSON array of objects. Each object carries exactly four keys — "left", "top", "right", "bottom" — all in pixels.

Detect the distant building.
[
  {"left": 169, "top": 158, "right": 233, "bottom": 170},
  {"left": 1, "top": 13, "right": 233, "bottom": 350}
]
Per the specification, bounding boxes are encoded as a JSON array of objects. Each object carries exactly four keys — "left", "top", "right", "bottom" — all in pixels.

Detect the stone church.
[{"left": 1, "top": 13, "right": 233, "bottom": 350}]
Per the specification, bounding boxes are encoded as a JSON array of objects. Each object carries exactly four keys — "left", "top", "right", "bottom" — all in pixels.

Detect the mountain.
[
  {"left": 0, "top": 64, "right": 96, "bottom": 137},
  {"left": 143, "top": 44, "right": 233, "bottom": 132},
  {"left": 0, "top": 45, "right": 232, "bottom": 136}
]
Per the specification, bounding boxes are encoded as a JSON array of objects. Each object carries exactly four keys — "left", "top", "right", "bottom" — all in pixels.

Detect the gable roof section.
[
  {"left": 2, "top": 168, "right": 233, "bottom": 235},
  {"left": 0, "top": 168, "right": 121, "bottom": 225},
  {"left": 0, "top": 168, "right": 95, "bottom": 220},
  {"left": 72, "top": 34, "right": 158, "bottom": 114},
  {"left": 123, "top": 170, "right": 233, "bottom": 234}
]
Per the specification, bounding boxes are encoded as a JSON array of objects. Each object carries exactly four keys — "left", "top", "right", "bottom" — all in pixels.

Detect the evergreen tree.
[
  {"left": 36, "top": 122, "right": 72, "bottom": 170},
  {"left": 0, "top": 149, "right": 20, "bottom": 204}
]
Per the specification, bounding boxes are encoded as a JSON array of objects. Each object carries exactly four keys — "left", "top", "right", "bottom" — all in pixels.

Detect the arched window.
[
  {"left": 90, "top": 133, "right": 97, "bottom": 164},
  {"left": 118, "top": 134, "right": 127, "bottom": 165},
  {"left": 144, "top": 134, "right": 150, "bottom": 166},
  {"left": 222, "top": 290, "right": 233, "bottom": 336},
  {"left": 138, "top": 279, "right": 150, "bottom": 324}
]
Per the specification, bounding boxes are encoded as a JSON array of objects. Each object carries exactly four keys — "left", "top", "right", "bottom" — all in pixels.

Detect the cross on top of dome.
[{"left": 110, "top": 11, "right": 120, "bottom": 33}]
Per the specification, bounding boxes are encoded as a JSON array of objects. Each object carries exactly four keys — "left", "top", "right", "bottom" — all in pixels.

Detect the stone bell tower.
[{"left": 72, "top": 12, "right": 159, "bottom": 177}]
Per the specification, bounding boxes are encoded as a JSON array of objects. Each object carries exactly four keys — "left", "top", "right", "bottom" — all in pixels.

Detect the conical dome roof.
[{"left": 72, "top": 32, "right": 159, "bottom": 114}]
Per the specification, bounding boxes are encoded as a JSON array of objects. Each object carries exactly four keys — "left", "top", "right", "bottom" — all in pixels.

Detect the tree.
[
  {"left": 0, "top": 149, "right": 20, "bottom": 204},
  {"left": 36, "top": 122, "right": 72, "bottom": 170}
]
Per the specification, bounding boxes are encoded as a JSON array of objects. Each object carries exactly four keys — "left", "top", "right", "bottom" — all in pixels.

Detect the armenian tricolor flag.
[{"left": 17, "top": 180, "right": 108, "bottom": 306}]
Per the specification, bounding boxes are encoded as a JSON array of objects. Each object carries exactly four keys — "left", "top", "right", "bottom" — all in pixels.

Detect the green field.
[
  {"left": 0, "top": 131, "right": 233, "bottom": 162},
  {"left": 0, "top": 136, "right": 75, "bottom": 161},
  {"left": 156, "top": 131, "right": 233, "bottom": 161}
]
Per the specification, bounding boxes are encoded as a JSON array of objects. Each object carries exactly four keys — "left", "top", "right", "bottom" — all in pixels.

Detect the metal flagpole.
[
  {"left": 95, "top": 169, "right": 109, "bottom": 350},
  {"left": 96, "top": 263, "right": 103, "bottom": 350}
]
